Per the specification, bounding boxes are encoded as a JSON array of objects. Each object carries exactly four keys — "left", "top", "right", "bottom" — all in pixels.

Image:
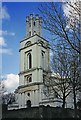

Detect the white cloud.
[
  {"left": 0, "top": 37, "right": 6, "bottom": 46},
  {"left": 63, "top": 0, "right": 79, "bottom": 17},
  {"left": 0, "top": 34, "right": 14, "bottom": 55},
  {"left": 3, "top": 74, "right": 19, "bottom": 93},
  {"left": 0, "top": 36, "right": 13, "bottom": 55},
  {"left": 0, "top": 6, "right": 13, "bottom": 55},
  {"left": 0, "top": 37, "right": 13, "bottom": 55},
  {"left": 0, "top": 30, "right": 15, "bottom": 36},
  {"left": 0, "top": 54, "right": 2, "bottom": 74},
  {"left": 0, "top": 48, "right": 12, "bottom": 55},
  {"left": 0, "top": 6, "right": 10, "bottom": 20},
  {"left": 0, "top": 74, "right": 6, "bottom": 80},
  {"left": 62, "top": 0, "right": 79, "bottom": 28}
]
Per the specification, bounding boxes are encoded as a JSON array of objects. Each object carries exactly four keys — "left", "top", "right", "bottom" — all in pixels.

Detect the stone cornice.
[
  {"left": 20, "top": 34, "right": 48, "bottom": 43},
  {"left": 19, "top": 41, "right": 49, "bottom": 52},
  {"left": 18, "top": 82, "right": 43, "bottom": 90},
  {"left": 19, "top": 67, "right": 43, "bottom": 75}
]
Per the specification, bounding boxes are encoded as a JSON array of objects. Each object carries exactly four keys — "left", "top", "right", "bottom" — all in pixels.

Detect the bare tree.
[
  {"left": 39, "top": 1, "right": 81, "bottom": 109},
  {"left": 39, "top": 2, "right": 80, "bottom": 54},
  {"left": 2, "top": 93, "right": 15, "bottom": 105},
  {"left": 39, "top": 1, "right": 81, "bottom": 76},
  {"left": 69, "top": 50, "right": 80, "bottom": 109},
  {"left": 0, "top": 79, "right": 15, "bottom": 105},
  {"left": 77, "top": 99, "right": 81, "bottom": 110},
  {"left": 43, "top": 41, "right": 71, "bottom": 108},
  {"left": 0, "top": 81, "right": 6, "bottom": 105}
]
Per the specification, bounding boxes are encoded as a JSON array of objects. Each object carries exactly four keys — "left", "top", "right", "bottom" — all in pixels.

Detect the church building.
[
  {"left": 18, "top": 14, "right": 53, "bottom": 108},
  {"left": 8, "top": 14, "right": 76, "bottom": 110}
]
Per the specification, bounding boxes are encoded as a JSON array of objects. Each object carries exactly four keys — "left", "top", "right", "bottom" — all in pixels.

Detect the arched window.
[
  {"left": 27, "top": 76, "right": 32, "bottom": 83},
  {"left": 26, "top": 100, "right": 31, "bottom": 108},
  {"left": 38, "top": 40, "right": 44, "bottom": 46},
  {"left": 34, "top": 21, "right": 35, "bottom": 26},
  {"left": 25, "top": 41, "right": 31, "bottom": 47},
  {"left": 24, "top": 74, "right": 32, "bottom": 85},
  {"left": 27, "top": 53, "right": 32, "bottom": 69}
]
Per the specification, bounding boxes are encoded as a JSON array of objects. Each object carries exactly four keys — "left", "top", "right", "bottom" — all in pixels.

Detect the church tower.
[{"left": 18, "top": 14, "right": 50, "bottom": 108}]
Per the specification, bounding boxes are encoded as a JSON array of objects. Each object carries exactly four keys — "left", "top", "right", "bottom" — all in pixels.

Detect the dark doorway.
[{"left": 26, "top": 100, "right": 31, "bottom": 108}]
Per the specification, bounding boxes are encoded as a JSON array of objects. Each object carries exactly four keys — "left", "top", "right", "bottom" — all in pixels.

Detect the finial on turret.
[
  {"left": 36, "top": 14, "right": 39, "bottom": 20},
  {"left": 30, "top": 14, "right": 33, "bottom": 19},
  {"left": 26, "top": 16, "right": 29, "bottom": 22}
]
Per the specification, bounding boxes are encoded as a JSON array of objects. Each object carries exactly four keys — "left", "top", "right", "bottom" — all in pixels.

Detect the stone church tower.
[
  {"left": 8, "top": 14, "right": 74, "bottom": 110},
  {"left": 18, "top": 14, "right": 50, "bottom": 108}
]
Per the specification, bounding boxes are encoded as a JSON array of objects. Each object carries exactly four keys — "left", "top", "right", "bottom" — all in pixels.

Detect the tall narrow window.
[
  {"left": 42, "top": 51, "right": 45, "bottom": 69},
  {"left": 29, "top": 22, "right": 31, "bottom": 27},
  {"left": 34, "top": 21, "right": 35, "bottom": 26},
  {"left": 28, "top": 76, "right": 32, "bottom": 82},
  {"left": 27, "top": 53, "right": 32, "bottom": 69},
  {"left": 29, "top": 31, "right": 31, "bottom": 37}
]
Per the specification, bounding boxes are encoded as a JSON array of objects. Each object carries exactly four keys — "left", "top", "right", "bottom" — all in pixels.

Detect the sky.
[
  {"left": 1, "top": 2, "right": 51, "bottom": 93},
  {"left": 0, "top": 1, "right": 76, "bottom": 93},
  {"left": 2, "top": 2, "right": 43, "bottom": 74}
]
